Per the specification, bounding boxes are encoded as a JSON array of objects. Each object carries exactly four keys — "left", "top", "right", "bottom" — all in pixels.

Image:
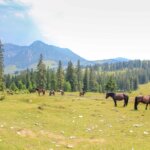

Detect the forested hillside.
[{"left": 4, "top": 58, "right": 150, "bottom": 93}]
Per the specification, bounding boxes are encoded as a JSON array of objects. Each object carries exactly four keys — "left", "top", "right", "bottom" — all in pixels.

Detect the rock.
[
  {"left": 129, "top": 130, "right": 133, "bottom": 133},
  {"left": 0, "top": 124, "right": 4, "bottom": 128},
  {"left": 69, "top": 136, "right": 76, "bottom": 139},
  {"left": 79, "top": 115, "right": 83, "bottom": 118},
  {"left": 133, "top": 124, "right": 143, "bottom": 127},
  {"left": 144, "top": 131, "right": 149, "bottom": 135},
  {"left": 86, "top": 128, "right": 92, "bottom": 132},
  {"left": 67, "top": 144, "right": 74, "bottom": 149}
]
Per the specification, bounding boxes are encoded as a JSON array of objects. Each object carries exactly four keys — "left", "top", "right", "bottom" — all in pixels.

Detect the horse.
[
  {"left": 105, "top": 92, "right": 129, "bottom": 107},
  {"left": 79, "top": 91, "right": 86, "bottom": 96},
  {"left": 49, "top": 90, "right": 55, "bottom": 96},
  {"left": 59, "top": 89, "right": 64, "bottom": 96},
  {"left": 36, "top": 88, "right": 45, "bottom": 96},
  {"left": 134, "top": 95, "right": 150, "bottom": 110}
]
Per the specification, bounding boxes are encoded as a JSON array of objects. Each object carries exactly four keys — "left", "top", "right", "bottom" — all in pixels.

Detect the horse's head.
[{"left": 105, "top": 93, "right": 109, "bottom": 99}]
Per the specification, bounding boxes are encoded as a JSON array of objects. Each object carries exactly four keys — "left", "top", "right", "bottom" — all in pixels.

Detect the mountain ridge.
[{"left": 3, "top": 41, "right": 129, "bottom": 73}]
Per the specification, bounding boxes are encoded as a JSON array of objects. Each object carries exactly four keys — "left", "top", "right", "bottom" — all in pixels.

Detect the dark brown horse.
[
  {"left": 134, "top": 95, "right": 150, "bottom": 110},
  {"left": 106, "top": 92, "right": 129, "bottom": 107},
  {"left": 79, "top": 91, "right": 86, "bottom": 96},
  {"left": 36, "top": 88, "right": 45, "bottom": 96},
  {"left": 49, "top": 90, "right": 55, "bottom": 96}
]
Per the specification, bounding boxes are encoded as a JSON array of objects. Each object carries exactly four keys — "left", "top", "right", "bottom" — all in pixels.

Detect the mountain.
[
  {"left": 94, "top": 57, "right": 129, "bottom": 64},
  {"left": 4, "top": 41, "right": 91, "bottom": 73},
  {"left": 4, "top": 41, "right": 129, "bottom": 73}
]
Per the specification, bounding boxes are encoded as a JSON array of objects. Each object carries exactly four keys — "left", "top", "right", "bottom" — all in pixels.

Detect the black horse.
[
  {"left": 49, "top": 90, "right": 55, "bottom": 96},
  {"left": 79, "top": 91, "right": 86, "bottom": 96},
  {"left": 134, "top": 95, "right": 150, "bottom": 110},
  {"left": 106, "top": 92, "right": 129, "bottom": 107},
  {"left": 36, "top": 88, "right": 45, "bottom": 96}
]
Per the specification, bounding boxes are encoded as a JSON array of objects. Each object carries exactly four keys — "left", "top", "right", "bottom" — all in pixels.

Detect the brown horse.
[
  {"left": 79, "top": 91, "right": 86, "bottom": 96},
  {"left": 134, "top": 95, "right": 150, "bottom": 110},
  {"left": 36, "top": 88, "right": 45, "bottom": 96},
  {"left": 49, "top": 90, "right": 55, "bottom": 96},
  {"left": 59, "top": 90, "right": 64, "bottom": 95},
  {"left": 106, "top": 92, "right": 129, "bottom": 107}
]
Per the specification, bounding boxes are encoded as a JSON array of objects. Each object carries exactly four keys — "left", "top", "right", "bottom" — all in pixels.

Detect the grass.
[{"left": 0, "top": 83, "right": 150, "bottom": 149}]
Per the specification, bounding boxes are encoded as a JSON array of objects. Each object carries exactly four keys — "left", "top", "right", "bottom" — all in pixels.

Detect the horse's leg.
[
  {"left": 145, "top": 104, "right": 148, "bottom": 110},
  {"left": 114, "top": 99, "right": 117, "bottom": 107},
  {"left": 123, "top": 99, "right": 126, "bottom": 107}
]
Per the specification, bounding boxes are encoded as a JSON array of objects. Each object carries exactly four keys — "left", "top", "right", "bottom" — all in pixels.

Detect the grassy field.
[{"left": 0, "top": 84, "right": 150, "bottom": 150}]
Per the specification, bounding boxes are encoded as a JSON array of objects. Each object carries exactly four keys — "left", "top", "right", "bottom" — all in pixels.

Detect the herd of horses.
[{"left": 17, "top": 87, "right": 150, "bottom": 110}]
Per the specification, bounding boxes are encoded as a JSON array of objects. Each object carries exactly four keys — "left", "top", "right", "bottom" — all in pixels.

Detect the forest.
[{"left": 4, "top": 54, "right": 150, "bottom": 93}]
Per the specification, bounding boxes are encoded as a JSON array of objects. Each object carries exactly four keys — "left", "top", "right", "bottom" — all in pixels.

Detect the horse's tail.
[{"left": 134, "top": 97, "right": 138, "bottom": 110}]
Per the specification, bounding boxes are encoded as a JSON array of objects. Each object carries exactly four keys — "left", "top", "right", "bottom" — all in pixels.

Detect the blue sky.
[
  {"left": 0, "top": 0, "right": 42, "bottom": 45},
  {"left": 0, "top": 0, "right": 150, "bottom": 60}
]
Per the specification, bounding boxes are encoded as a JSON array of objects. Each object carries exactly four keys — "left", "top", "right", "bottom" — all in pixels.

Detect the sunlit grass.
[{"left": 0, "top": 83, "right": 150, "bottom": 149}]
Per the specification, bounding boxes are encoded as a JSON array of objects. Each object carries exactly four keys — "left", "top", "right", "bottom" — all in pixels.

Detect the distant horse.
[
  {"left": 134, "top": 95, "right": 150, "bottom": 110},
  {"left": 106, "top": 92, "right": 129, "bottom": 107},
  {"left": 79, "top": 91, "right": 86, "bottom": 96},
  {"left": 49, "top": 90, "right": 55, "bottom": 96},
  {"left": 36, "top": 88, "right": 45, "bottom": 96},
  {"left": 58, "top": 89, "right": 64, "bottom": 95}
]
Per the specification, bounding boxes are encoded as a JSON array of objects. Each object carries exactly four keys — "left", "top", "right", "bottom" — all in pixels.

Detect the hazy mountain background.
[{"left": 4, "top": 41, "right": 129, "bottom": 73}]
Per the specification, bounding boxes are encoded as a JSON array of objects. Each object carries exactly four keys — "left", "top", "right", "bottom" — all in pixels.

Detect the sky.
[{"left": 0, "top": 0, "right": 150, "bottom": 60}]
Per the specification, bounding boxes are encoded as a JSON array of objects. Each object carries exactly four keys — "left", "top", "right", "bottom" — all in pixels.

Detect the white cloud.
[{"left": 18, "top": 0, "right": 150, "bottom": 60}]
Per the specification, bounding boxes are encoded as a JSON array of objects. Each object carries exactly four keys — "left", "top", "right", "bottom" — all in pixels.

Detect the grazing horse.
[
  {"left": 36, "top": 88, "right": 45, "bottom": 96},
  {"left": 49, "top": 90, "right": 55, "bottom": 96},
  {"left": 106, "top": 92, "right": 129, "bottom": 107},
  {"left": 134, "top": 95, "right": 150, "bottom": 110},
  {"left": 59, "top": 89, "right": 64, "bottom": 95},
  {"left": 79, "top": 91, "right": 86, "bottom": 96}
]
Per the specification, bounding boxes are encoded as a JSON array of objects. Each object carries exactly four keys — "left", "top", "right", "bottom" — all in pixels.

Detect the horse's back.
[{"left": 115, "top": 93, "right": 125, "bottom": 100}]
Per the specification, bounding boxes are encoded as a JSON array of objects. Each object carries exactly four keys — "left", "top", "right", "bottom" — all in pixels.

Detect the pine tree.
[
  {"left": 64, "top": 81, "right": 71, "bottom": 92},
  {"left": 76, "top": 60, "right": 83, "bottom": 91},
  {"left": 0, "top": 40, "right": 4, "bottom": 91},
  {"left": 89, "top": 66, "right": 98, "bottom": 92},
  {"left": 83, "top": 67, "right": 89, "bottom": 91},
  {"left": 46, "top": 67, "right": 51, "bottom": 90},
  {"left": 56, "top": 61, "right": 64, "bottom": 90},
  {"left": 37, "top": 54, "right": 46, "bottom": 88},
  {"left": 66, "top": 61, "right": 77, "bottom": 91},
  {"left": 50, "top": 70, "right": 57, "bottom": 90},
  {"left": 30, "top": 69, "right": 36, "bottom": 89},
  {"left": 105, "top": 76, "right": 117, "bottom": 92}
]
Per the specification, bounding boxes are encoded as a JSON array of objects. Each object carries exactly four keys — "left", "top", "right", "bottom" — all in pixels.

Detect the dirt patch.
[{"left": 16, "top": 129, "right": 35, "bottom": 138}]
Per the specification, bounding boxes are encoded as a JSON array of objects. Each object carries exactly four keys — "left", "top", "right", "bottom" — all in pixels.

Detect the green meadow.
[{"left": 0, "top": 83, "right": 150, "bottom": 150}]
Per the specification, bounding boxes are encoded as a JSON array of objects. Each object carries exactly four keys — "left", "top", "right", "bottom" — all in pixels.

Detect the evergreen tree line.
[
  {"left": 97, "top": 60, "right": 150, "bottom": 71},
  {"left": 4, "top": 56, "right": 150, "bottom": 93},
  {"left": 0, "top": 40, "right": 4, "bottom": 92}
]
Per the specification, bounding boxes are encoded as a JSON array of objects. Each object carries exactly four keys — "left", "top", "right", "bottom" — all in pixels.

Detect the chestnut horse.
[
  {"left": 106, "top": 92, "right": 129, "bottom": 107},
  {"left": 134, "top": 95, "right": 150, "bottom": 110}
]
